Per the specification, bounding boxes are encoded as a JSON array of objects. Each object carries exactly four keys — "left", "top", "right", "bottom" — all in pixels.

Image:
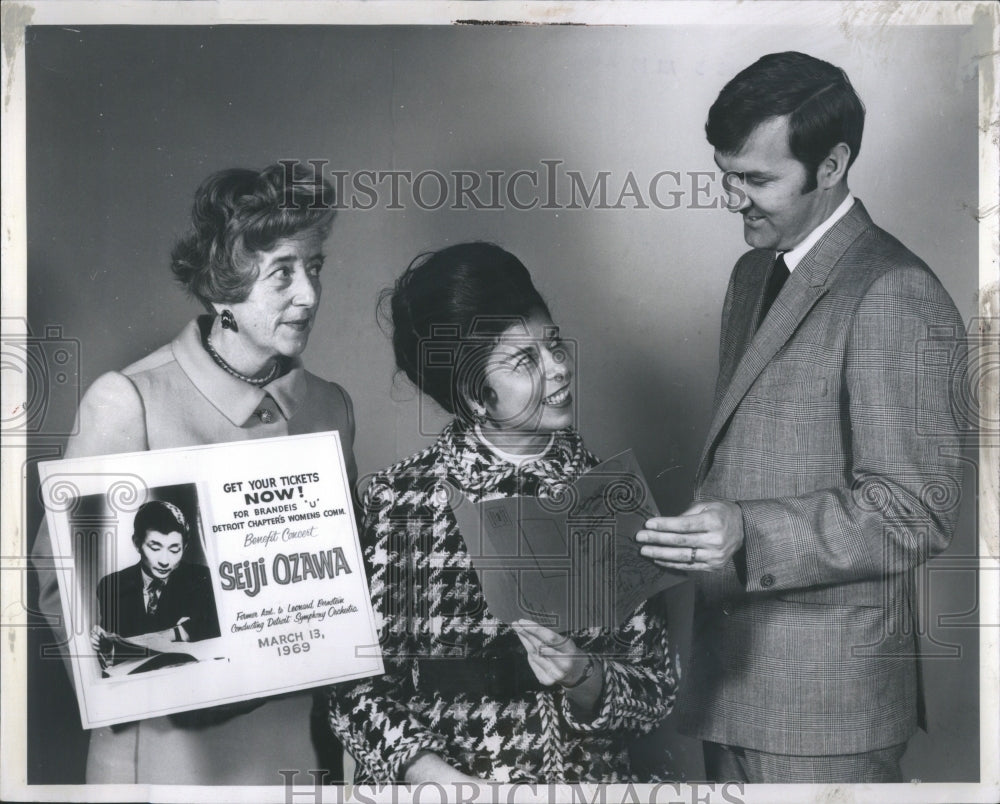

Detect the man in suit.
[
  {"left": 637, "top": 52, "right": 965, "bottom": 783},
  {"left": 93, "top": 500, "right": 220, "bottom": 658}
]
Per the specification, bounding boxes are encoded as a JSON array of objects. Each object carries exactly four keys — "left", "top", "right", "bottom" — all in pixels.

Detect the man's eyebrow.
[{"left": 723, "top": 169, "right": 775, "bottom": 182}]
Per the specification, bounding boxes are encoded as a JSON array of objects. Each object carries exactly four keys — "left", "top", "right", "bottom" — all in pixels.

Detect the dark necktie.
[
  {"left": 756, "top": 253, "right": 790, "bottom": 331},
  {"left": 147, "top": 578, "right": 164, "bottom": 615}
]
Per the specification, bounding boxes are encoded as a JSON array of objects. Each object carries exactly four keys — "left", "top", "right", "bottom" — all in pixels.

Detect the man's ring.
[{"left": 690, "top": 547, "right": 698, "bottom": 564}]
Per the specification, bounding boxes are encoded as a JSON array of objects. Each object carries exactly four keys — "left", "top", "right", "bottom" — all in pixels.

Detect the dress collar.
[
  {"left": 171, "top": 317, "right": 308, "bottom": 427},
  {"left": 472, "top": 423, "right": 555, "bottom": 467}
]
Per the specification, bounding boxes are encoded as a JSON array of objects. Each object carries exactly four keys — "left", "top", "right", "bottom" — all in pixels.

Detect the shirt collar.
[
  {"left": 171, "top": 317, "right": 308, "bottom": 426},
  {"left": 140, "top": 567, "right": 163, "bottom": 591},
  {"left": 782, "top": 193, "right": 855, "bottom": 271}
]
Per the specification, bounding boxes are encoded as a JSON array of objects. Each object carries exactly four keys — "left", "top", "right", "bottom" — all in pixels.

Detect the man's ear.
[{"left": 817, "top": 142, "right": 851, "bottom": 189}]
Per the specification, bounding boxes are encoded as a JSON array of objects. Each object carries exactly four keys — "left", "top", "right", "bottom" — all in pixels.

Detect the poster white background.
[{"left": 39, "top": 432, "right": 382, "bottom": 728}]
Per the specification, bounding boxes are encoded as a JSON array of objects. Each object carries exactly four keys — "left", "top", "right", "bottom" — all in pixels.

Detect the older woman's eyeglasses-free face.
[{"left": 216, "top": 229, "right": 327, "bottom": 365}]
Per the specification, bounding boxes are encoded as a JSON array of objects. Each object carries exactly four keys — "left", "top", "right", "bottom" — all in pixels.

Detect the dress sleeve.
[
  {"left": 332, "top": 381, "right": 359, "bottom": 499},
  {"left": 327, "top": 475, "right": 449, "bottom": 781},
  {"left": 31, "top": 371, "right": 147, "bottom": 674},
  {"left": 560, "top": 597, "right": 675, "bottom": 736}
]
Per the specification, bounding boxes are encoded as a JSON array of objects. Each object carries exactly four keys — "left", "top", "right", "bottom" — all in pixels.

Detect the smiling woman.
[
  {"left": 328, "top": 243, "right": 676, "bottom": 783},
  {"left": 475, "top": 311, "right": 576, "bottom": 449},
  {"left": 31, "top": 163, "right": 358, "bottom": 784}
]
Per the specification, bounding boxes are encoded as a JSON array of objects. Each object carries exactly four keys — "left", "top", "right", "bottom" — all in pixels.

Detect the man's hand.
[
  {"left": 90, "top": 624, "right": 110, "bottom": 652},
  {"left": 636, "top": 500, "right": 745, "bottom": 571}
]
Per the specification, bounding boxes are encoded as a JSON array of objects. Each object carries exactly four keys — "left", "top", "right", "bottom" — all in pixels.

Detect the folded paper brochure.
[{"left": 446, "top": 450, "right": 687, "bottom": 631}]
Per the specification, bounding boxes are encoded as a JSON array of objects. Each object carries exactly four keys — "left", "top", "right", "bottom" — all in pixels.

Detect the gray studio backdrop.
[{"left": 25, "top": 24, "right": 981, "bottom": 783}]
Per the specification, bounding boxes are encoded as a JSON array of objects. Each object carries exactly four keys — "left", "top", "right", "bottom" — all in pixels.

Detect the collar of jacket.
[
  {"left": 695, "top": 199, "right": 876, "bottom": 486},
  {"left": 790, "top": 198, "right": 874, "bottom": 288},
  {"left": 170, "top": 317, "right": 308, "bottom": 427}
]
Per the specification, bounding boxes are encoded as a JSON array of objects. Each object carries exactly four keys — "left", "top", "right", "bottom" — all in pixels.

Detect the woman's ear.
[
  {"left": 462, "top": 393, "right": 487, "bottom": 422},
  {"left": 461, "top": 386, "right": 494, "bottom": 422}
]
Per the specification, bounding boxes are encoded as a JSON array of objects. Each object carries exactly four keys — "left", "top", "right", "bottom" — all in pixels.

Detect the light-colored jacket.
[
  {"left": 31, "top": 317, "right": 357, "bottom": 784},
  {"left": 676, "top": 201, "right": 966, "bottom": 755}
]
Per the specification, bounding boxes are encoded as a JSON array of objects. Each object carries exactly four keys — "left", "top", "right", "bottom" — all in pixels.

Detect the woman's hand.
[
  {"left": 403, "top": 752, "right": 481, "bottom": 784},
  {"left": 512, "top": 620, "right": 604, "bottom": 712}
]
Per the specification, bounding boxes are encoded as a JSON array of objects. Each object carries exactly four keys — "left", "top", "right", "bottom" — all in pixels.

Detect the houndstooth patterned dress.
[{"left": 329, "top": 420, "right": 676, "bottom": 782}]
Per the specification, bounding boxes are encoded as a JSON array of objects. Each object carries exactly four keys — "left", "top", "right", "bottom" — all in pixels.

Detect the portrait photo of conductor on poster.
[{"left": 38, "top": 432, "right": 383, "bottom": 729}]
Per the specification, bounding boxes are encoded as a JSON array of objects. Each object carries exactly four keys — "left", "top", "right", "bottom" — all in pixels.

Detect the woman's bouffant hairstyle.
[
  {"left": 131, "top": 500, "right": 190, "bottom": 550},
  {"left": 171, "top": 162, "right": 336, "bottom": 309},
  {"left": 382, "top": 242, "right": 551, "bottom": 420},
  {"left": 706, "top": 51, "right": 865, "bottom": 192}
]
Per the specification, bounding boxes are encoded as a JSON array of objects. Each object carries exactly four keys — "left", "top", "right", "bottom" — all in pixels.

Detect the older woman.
[
  {"left": 329, "top": 242, "right": 675, "bottom": 783},
  {"left": 32, "top": 163, "right": 355, "bottom": 784}
]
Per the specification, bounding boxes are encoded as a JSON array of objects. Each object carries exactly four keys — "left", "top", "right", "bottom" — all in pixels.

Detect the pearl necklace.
[{"left": 204, "top": 334, "right": 279, "bottom": 387}]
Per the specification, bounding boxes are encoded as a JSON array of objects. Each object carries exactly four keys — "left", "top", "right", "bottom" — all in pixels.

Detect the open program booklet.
[{"left": 447, "top": 450, "right": 687, "bottom": 632}]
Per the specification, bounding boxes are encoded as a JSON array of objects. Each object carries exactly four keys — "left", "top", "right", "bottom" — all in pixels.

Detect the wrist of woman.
[
  {"left": 403, "top": 752, "right": 474, "bottom": 784},
  {"left": 559, "top": 655, "right": 596, "bottom": 689},
  {"left": 561, "top": 656, "right": 605, "bottom": 716}
]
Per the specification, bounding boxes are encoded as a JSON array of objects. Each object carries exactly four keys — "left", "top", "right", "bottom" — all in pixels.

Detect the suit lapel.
[
  {"left": 116, "top": 563, "right": 147, "bottom": 636},
  {"left": 696, "top": 201, "right": 875, "bottom": 484}
]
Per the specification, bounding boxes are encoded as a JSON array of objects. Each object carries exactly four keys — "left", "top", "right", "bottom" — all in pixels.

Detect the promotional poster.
[
  {"left": 1, "top": 2, "right": 996, "bottom": 803},
  {"left": 38, "top": 432, "right": 383, "bottom": 728}
]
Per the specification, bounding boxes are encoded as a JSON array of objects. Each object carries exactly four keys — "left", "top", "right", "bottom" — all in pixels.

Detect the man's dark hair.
[
  {"left": 706, "top": 51, "right": 865, "bottom": 191},
  {"left": 131, "top": 500, "right": 190, "bottom": 550}
]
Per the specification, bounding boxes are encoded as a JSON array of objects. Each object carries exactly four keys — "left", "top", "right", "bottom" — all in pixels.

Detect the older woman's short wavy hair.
[{"left": 171, "top": 162, "right": 336, "bottom": 309}]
